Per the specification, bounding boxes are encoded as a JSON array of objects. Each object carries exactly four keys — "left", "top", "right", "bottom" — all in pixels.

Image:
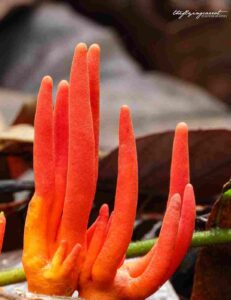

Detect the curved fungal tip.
[
  {"left": 99, "top": 204, "right": 109, "bottom": 217},
  {"left": 75, "top": 43, "right": 88, "bottom": 52},
  {"left": 176, "top": 122, "right": 188, "bottom": 132},
  {"left": 58, "top": 80, "right": 69, "bottom": 87},
  {"left": 42, "top": 75, "right": 53, "bottom": 85},
  {"left": 89, "top": 43, "right": 100, "bottom": 51}
]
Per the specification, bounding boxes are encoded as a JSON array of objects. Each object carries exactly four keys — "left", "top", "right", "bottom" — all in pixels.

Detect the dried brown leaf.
[
  {"left": 0, "top": 125, "right": 33, "bottom": 143},
  {"left": 191, "top": 182, "right": 231, "bottom": 300},
  {"left": 99, "top": 129, "right": 231, "bottom": 204},
  {"left": 0, "top": 89, "right": 35, "bottom": 180},
  {"left": 0, "top": 0, "right": 35, "bottom": 20}
]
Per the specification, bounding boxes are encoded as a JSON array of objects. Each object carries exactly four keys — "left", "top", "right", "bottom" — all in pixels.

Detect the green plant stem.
[
  {"left": 127, "top": 228, "right": 231, "bottom": 258},
  {"left": 0, "top": 228, "right": 231, "bottom": 286},
  {"left": 0, "top": 267, "right": 25, "bottom": 286}
]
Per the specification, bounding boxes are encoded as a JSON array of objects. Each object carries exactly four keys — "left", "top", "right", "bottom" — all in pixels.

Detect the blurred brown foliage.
[
  {"left": 68, "top": 0, "right": 231, "bottom": 104},
  {"left": 191, "top": 181, "right": 231, "bottom": 300}
]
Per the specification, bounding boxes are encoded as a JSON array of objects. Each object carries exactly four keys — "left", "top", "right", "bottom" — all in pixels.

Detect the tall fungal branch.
[
  {"left": 0, "top": 212, "right": 6, "bottom": 253},
  {"left": 78, "top": 121, "right": 196, "bottom": 300},
  {"left": 22, "top": 42, "right": 196, "bottom": 299},
  {"left": 22, "top": 43, "right": 100, "bottom": 296}
]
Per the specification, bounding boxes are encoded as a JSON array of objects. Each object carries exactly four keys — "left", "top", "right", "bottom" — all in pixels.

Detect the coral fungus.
[
  {"left": 22, "top": 43, "right": 99, "bottom": 296},
  {"left": 22, "top": 43, "right": 195, "bottom": 299},
  {"left": 0, "top": 212, "right": 5, "bottom": 253},
  {"left": 78, "top": 121, "right": 195, "bottom": 300}
]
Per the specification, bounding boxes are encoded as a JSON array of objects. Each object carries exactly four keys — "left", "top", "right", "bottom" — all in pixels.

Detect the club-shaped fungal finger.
[
  {"left": 62, "top": 244, "right": 82, "bottom": 275},
  {"left": 87, "top": 219, "right": 98, "bottom": 247},
  {"left": 162, "top": 184, "right": 195, "bottom": 282},
  {"left": 34, "top": 76, "right": 54, "bottom": 198},
  {"left": 23, "top": 196, "right": 49, "bottom": 260},
  {"left": 88, "top": 44, "right": 100, "bottom": 180},
  {"left": 23, "top": 77, "right": 54, "bottom": 258},
  {"left": 128, "top": 123, "right": 190, "bottom": 279},
  {"left": 92, "top": 106, "right": 138, "bottom": 283},
  {"left": 169, "top": 122, "right": 189, "bottom": 201},
  {"left": 126, "top": 245, "right": 156, "bottom": 278},
  {"left": 61, "top": 43, "right": 96, "bottom": 249},
  {"left": 105, "top": 210, "right": 114, "bottom": 233},
  {"left": 51, "top": 240, "right": 68, "bottom": 269},
  {"left": 87, "top": 209, "right": 114, "bottom": 247},
  {"left": 81, "top": 204, "right": 109, "bottom": 281},
  {"left": 0, "top": 212, "right": 6, "bottom": 253},
  {"left": 48, "top": 80, "right": 69, "bottom": 247},
  {"left": 127, "top": 194, "right": 181, "bottom": 299},
  {"left": 86, "top": 204, "right": 108, "bottom": 247}
]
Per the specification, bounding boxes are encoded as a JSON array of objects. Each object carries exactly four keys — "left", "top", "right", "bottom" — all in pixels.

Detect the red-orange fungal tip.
[
  {"left": 121, "top": 104, "right": 130, "bottom": 111},
  {"left": 89, "top": 44, "right": 100, "bottom": 51},
  {"left": 73, "top": 243, "right": 82, "bottom": 254},
  {"left": 58, "top": 80, "right": 69, "bottom": 87},
  {"left": 120, "top": 106, "right": 131, "bottom": 120},
  {"left": 99, "top": 204, "right": 109, "bottom": 217},
  {"left": 176, "top": 122, "right": 188, "bottom": 132},
  {"left": 0, "top": 212, "right": 5, "bottom": 224},
  {"left": 60, "top": 240, "right": 68, "bottom": 246},
  {"left": 75, "top": 43, "right": 88, "bottom": 52},
  {"left": 42, "top": 75, "right": 53, "bottom": 85},
  {"left": 185, "top": 183, "right": 193, "bottom": 192}
]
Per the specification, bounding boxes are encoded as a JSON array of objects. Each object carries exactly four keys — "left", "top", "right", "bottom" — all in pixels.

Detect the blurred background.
[
  {"left": 0, "top": 1, "right": 231, "bottom": 299},
  {"left": 0, "top": 0, "right": 231, "bottom": 149}
]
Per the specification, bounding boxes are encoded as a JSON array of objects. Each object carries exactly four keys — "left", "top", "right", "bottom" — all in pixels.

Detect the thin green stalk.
[
  {"left": 0, "top": 228, "right": 231, "bottom": 286},
  {"left": 0, "top": 267, "right": 25, "bottom": 286},
  {"left": 127, "top": 228, "right": 231, "bottom": 258}
]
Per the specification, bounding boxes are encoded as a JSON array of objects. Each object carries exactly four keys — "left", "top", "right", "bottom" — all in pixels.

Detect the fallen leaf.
[
  {"left": 0, "top": 124, "right": 33, "bottom": 143},
  {"left": 0, "top": 89, "right": 35, "bottom": 180},
  {"left": 13, "top": 98, "right": 36, "bottom": 126},
  {"left": 0, "top": 0, "right": 35, "bottom": 21},
  {"left": 191, "top": 181, "right": 231, "bottom": 300},
  {"left": 99, "top": 129, "right": 231, "bottom": 206}
]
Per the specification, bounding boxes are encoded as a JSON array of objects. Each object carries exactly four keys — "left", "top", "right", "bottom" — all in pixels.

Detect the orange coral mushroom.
[
  {"left": 22, "top": 43, "right": 100, "bottom": 296},
  {"left": 22, "top": 42, "right": 195, "bottom": 299},
  {"left": 78, "top": 114, "right": 195, "bottom": 300}
]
